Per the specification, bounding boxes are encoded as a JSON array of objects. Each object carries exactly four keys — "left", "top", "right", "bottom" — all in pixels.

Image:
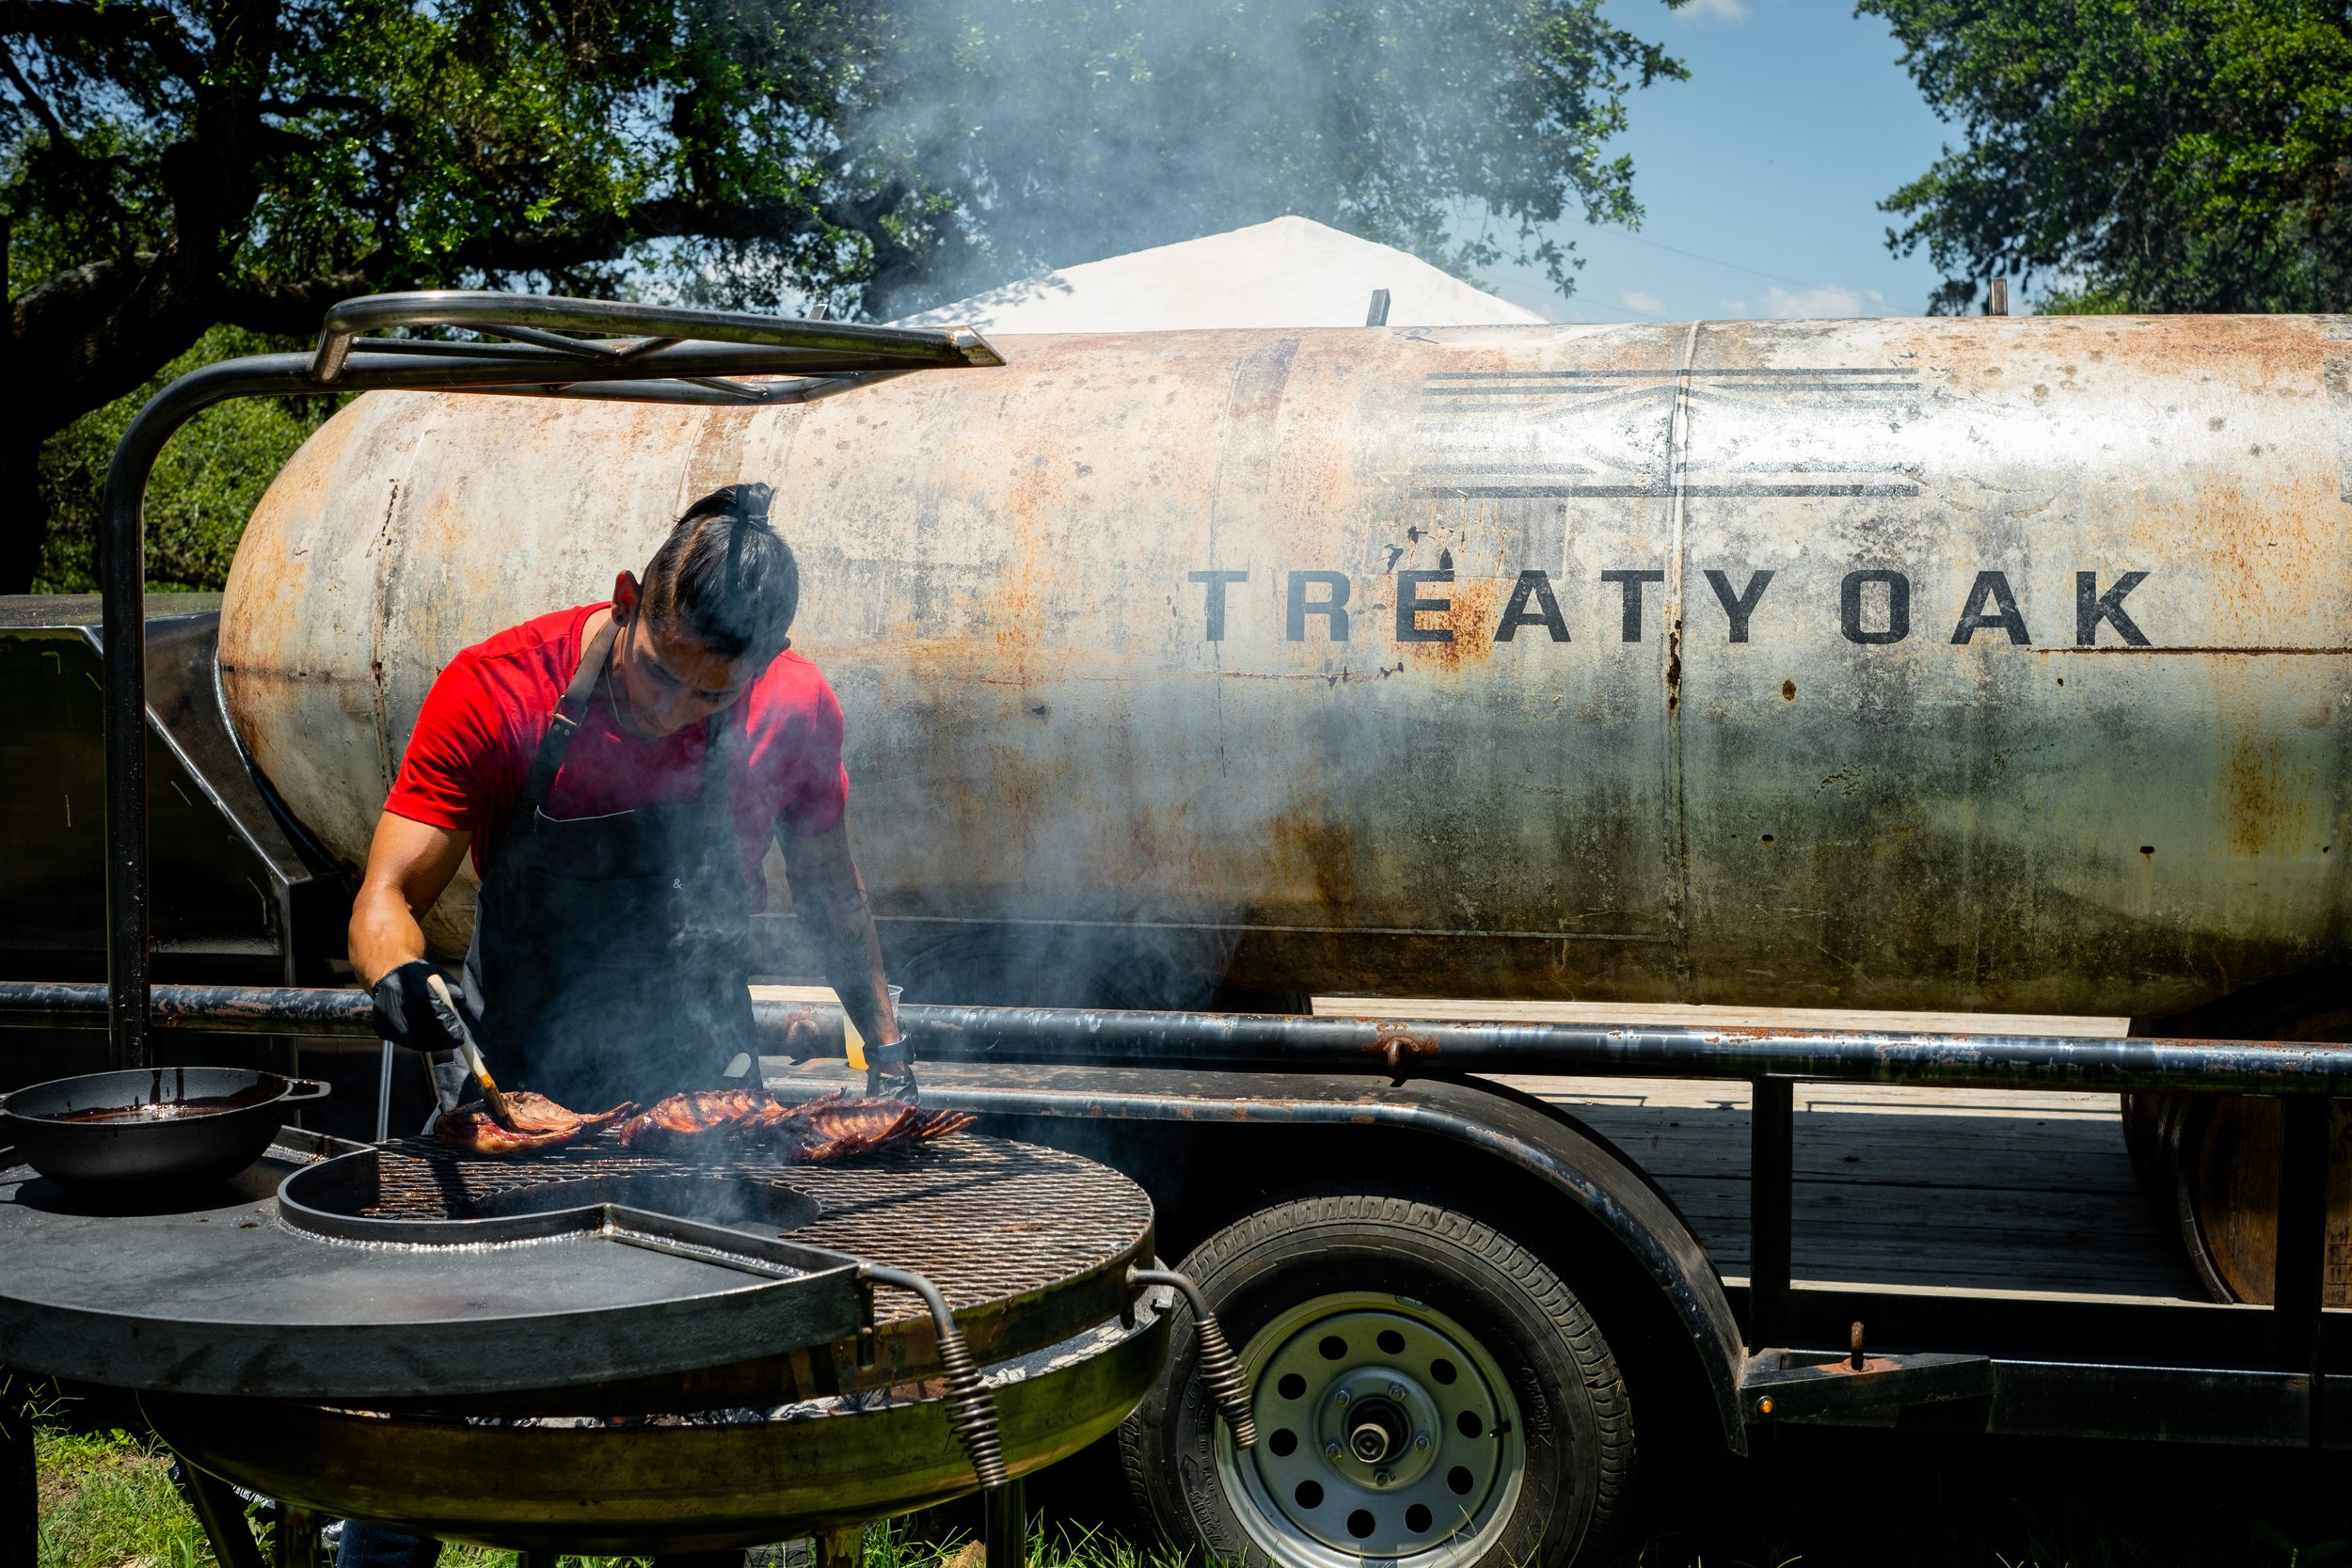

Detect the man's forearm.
[
  {"left": 349, "top": 884, "right": 432, "bottom": 989},
  {"left": 350, "top": 816, "right": 471, "bottom": 990},
  {"left": 779, "top": 818, "right": 906, "bottom": 1091},
  {"left": 795, "top": 879, "right": 900, "bottom": 1052}
]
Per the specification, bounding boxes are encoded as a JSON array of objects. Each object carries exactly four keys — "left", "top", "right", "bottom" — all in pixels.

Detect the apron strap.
[
  {"left": 700, "top": 701, "right": 736, "bottom": 832},
  {"left": 522, "top": 615, "right": 622, "bottom": 806}
]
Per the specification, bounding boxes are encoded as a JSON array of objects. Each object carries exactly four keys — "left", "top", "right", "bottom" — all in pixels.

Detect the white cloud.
[
  {"left": 1719, "top": 297, "right": 1750, "bottom": 314},
  {"left": 1761, "top": 284, "right": 1892, "bottom": 319},
  {"left": 1677, "top": 0, "right": 1751, "bottom": 20},
  {"left": 1621, "top": 290, "right": 1667, "bottom": 317}
]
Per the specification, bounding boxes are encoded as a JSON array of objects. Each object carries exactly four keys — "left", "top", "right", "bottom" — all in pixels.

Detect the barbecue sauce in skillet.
[{"left": 54, "top": 1085, "right": 278, "bottom": 1124}]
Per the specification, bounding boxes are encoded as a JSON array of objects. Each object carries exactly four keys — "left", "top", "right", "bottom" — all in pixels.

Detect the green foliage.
[
  {"left": 29, "top": 1418, "right": 1177, "bottom": 1568},
  {"left": 1860, "top": 0, "right": 2352, "bottom": 313},
  {"left": 34, "top": 1422, "right": 220, "bottom": 1568},
  {"left": 33, "top": 326, "right": 340, "bottom": 593},
  {"left": 2035, "top": 283, "right": 2135, "bottom": 316},
  {"left": 4, "top": 0, "right": 1683, "bottom": 590},
  {"left": 4, "top": 0, "right": 1683, "bottom": 330},
  {"left": 4, "top": 0, "right": 913, "bottom": 319}
]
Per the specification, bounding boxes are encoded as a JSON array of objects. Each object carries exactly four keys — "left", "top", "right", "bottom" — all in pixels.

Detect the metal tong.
[{"left": 423, "top": 973, "right": 519, "bottom": 1130}]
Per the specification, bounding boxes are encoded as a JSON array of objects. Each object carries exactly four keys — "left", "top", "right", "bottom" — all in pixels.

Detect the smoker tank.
[{"left": 217, "top": 318, "right": 2352, "bottom": 1018}]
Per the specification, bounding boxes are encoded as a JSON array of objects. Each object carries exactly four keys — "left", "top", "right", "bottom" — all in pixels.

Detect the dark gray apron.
[{"left": 458, "top": 617, "right": 756, "bottom": 1109}]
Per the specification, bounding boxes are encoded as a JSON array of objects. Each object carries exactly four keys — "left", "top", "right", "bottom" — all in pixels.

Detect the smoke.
[
  {"left": 742, "top": 510, "right": 1298, "bottom": 1013},
  {"left": 773, "top": 673, "right": 1268, "bottom": 1011},
  {"left": 656, "top": 11, "right": 1677, "bottom": 1015},
  {"left": 842, "top": 0, "right": 1678, "bottom": 317},
  {"left": 475, "top": 3, "right": 1685, "bottom": 1021}
]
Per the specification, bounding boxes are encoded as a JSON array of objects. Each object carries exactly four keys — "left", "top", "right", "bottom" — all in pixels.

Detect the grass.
[
  {"left": 35, "top": 1422, "right": 220, "bottom": 1568},
  {"left": 26, "top": 1392, "right": 2352, "bottom": 1568},
  {"left": 24, "top": 1397, "right": 1180, "bottom": 1568}
]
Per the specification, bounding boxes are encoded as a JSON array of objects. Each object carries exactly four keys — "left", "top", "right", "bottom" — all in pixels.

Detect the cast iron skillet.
[{"left": 0, "top": 1067, "right": 330, "bottom": 1189}]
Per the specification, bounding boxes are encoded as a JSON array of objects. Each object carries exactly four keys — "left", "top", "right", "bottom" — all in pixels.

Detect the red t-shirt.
[{"left": 385, "top": 604, "right": 848, "bottom": 906}]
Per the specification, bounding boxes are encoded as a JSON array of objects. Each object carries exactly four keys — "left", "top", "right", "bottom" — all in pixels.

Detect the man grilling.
[
  {"left": 337, "top": 487, "right": 903, "bottom": 1568},
  {"left": 351, "top": 480, "right": 913, "bottom": 1124}
]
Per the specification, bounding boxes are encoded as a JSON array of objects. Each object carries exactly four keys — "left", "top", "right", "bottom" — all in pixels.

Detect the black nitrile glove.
[
  {"left": 866, "top": 1037, "right": 918, "bottom": 1104},
  {"left": 371, "top": 960, "right": 468, "bottom": 1053}
]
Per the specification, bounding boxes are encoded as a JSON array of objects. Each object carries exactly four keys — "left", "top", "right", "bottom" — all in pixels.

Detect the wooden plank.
[
  {"left": 1493, "top": 1074, "right": 2125, "bottom": 1117},
  {"left": 1655, "top": 1176, "right": 2202, "bottom": 1296},
  {"left": 751, "top": 983, "right": 838, "bottom": 1005},
  {"left": 1576, "top": 1123, "right": 2144, "bottom": 1196},
  {"left": 1487, "top": 1070, "right": 2204, "bottom": 1299},
  {"left": 766, "top": 985, "right": 2134, "bottom": 1039},
  {"left": 1529, "top": 1095, "right": 2143, "bottom": 1195},
  {"left": 1778, "top": 1276, "right": 2264, "bottom": 1309}
]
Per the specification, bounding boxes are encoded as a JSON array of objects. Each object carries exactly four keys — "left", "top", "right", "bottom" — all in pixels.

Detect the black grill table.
[{"left": 0, "top": 1127, "right": 1173, "bottom": 1568}]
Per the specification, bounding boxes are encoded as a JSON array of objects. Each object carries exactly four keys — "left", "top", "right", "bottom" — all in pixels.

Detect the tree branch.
[
  {"left": 0, "top": 40, "right": 71, "bottom": 142},
  {"left": 261, "top": 90, "right": 383, "bottom": 120},
  {"left": 434, "top": 190, "right": 852, "bottom": 277},
  {"left": 10, "top": 0, "right": 283, "bottom": 440},
  {"left": 0, "top": 1, "right": 208, "bottom": 87},
  {"left": 217, "top": 271, "right": 373, "bottom": 338}
]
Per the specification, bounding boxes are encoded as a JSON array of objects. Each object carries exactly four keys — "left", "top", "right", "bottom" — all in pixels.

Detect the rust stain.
[
  {"left": 1394, "top": 573, "right": 1502, "bottom": 673},
  {"left": 2219, "top": 723, "right": 2306, "bottom": 858},
  {"left": 215, "top": 318, "right": 2352, "bottom": 1024},
  {"left": 1820, "top": 1356, "right": 1904, "bottom": 1378},
  {"left": 1263, "top": 805, "right": 1363, "bottom": 921}
]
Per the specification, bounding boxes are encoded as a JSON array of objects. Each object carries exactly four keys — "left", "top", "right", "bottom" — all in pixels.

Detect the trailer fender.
[{"left": 771, "top": 1060, "right": 1749, "bottom": 1454}]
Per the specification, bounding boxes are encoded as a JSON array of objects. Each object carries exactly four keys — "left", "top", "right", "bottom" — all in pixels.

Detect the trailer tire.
[{"left": 1119, "top": 1194, "right": 1633, "bottom": 1568}]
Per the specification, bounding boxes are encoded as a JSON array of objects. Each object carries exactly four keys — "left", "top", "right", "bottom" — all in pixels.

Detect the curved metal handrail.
[{"left": 310, "top": 290, "right": 1002, "bottom": 381}]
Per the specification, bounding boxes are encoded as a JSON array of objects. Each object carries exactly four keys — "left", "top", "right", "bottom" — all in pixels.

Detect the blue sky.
[{"left": 1473, "top": 0, "right": 1960, "bottom": 324}]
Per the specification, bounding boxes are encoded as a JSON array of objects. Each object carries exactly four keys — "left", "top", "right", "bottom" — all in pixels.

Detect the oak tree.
[
  {"left": 1864, "top": 0, "right": 2352, "bottom": 313},
  {"left": 7, "top": 0, "right": 1680, "bottom": 591},
  {"left": 4, "top": 0, "right": 930, "bottom": 590}
]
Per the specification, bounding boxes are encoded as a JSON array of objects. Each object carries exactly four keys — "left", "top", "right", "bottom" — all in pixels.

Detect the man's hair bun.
[{"left": 642, "top": 483, "right": 799, "bottom": 664}]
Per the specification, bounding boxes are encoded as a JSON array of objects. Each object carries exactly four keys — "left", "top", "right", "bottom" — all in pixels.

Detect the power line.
[
  {"left": 1599, "top": 229, "right": 1825, "bottom": 293},
  {"left": 1552, "top": 291, "right": 1673, "bottom": 324}
]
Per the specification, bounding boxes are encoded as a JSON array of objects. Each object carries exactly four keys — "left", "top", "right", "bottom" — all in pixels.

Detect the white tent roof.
[{"left": 890, "top": 215, "right": 1545, "bottom": 333}]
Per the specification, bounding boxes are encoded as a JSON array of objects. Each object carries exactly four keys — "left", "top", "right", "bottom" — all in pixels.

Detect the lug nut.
[
  {"left": 1388, "top": 1384, "right": 1406, "bottom": 1401},
  {"left": 1375, "top": 1468, "right": 1393, "bottom": 1486},
  {"left": 1334, "top": 1388, "right": 1350, "bottom": 1406},
  {"left": 1414, "top": 1433, "right": 1430, "bottom": 1450},
  {"left": 1326, "top": 1441, "right": 1342, "bottom": 1460}
]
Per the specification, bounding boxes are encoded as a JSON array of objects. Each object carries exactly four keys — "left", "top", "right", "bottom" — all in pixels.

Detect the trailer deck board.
[{"left": 1495, "top": 1075, "right": 2208, "bottom": 1301}]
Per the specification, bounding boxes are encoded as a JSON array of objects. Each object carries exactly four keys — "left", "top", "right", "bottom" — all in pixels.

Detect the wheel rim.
[{"left": 1215, "top": 1292, "right": 1526, "bottom": 1568}]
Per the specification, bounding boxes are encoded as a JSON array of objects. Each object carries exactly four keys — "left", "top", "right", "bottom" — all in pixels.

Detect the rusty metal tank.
[{"left": 217, "top": 316, "right": 2352, "bottom": 1018}]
